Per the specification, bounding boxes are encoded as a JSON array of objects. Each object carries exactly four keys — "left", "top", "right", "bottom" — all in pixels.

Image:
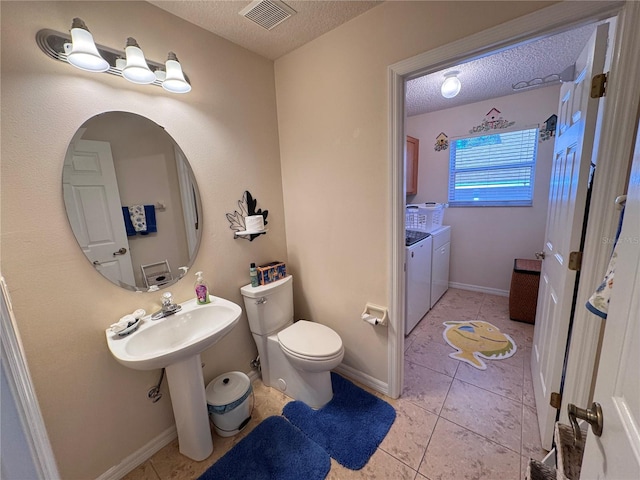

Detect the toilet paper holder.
[{"left": 361, "top": 303, "right": 389, "bottom": 326}]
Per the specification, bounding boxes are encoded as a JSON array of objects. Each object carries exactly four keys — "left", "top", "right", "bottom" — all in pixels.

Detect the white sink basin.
[
  {"left": 105, "top": 295, "right": 242, "bottom": 461},
  {"left": 106, "top": 296, "right": 241, "bottom": 370}
]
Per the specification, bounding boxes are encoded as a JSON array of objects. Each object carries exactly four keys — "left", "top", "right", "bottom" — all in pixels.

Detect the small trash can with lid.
[
  {"left": 509, "top": 258, "right": 542, "bottom": 324},
  {"left": 205, "top": 371, "right": 253, "bottom": 437}
]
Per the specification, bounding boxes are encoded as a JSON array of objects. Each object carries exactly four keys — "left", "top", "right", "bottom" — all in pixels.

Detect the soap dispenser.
[{"left": 194, "top": 271, "right": 211, "bottom": 304}]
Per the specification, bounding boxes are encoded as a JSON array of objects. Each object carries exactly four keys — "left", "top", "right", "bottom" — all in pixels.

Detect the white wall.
[
  {"left": 407, "top": 86, "right": 559, "bottom": 292},
  {"left": 275, "top": 0, "right": 556, "bottom": 380},
  {"left": 1, "top": 2, "right": 286, "bottom": 478}
]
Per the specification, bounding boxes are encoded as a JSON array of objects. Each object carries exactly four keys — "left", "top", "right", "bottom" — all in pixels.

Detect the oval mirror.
[{"left": 62, "top": 112, "right": 201, "bottom": 291}]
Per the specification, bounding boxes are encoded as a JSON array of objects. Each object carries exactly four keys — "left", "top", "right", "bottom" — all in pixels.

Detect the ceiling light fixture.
[
  {"left": 441, "top": 71, "right": 461, "bottom": 99},
  {"left": 36, "top": 19, "right": 192, "bottom": 94},
  {"left": 63, "top": 18, "right": 109, "bottom": 73}
]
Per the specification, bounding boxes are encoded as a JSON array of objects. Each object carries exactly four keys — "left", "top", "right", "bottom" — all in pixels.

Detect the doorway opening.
[{"left": 387, "top": 0, "right": 635, "bottom": 457}]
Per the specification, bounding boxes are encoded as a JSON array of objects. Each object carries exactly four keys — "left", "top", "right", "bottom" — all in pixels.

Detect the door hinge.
[
  {"left": 590, "top": 73, "right": 608, "bottom": 98},
  {"left": 550, "top": 391, "right": 562, "bottom": 409},
  {"left": 568, "top": 251, "right": 583, "bottom": 271}
]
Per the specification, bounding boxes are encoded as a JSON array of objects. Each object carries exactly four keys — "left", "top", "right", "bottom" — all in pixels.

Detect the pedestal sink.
[{"left": 106, "top": 296, "right": 242, "bottom": 461}]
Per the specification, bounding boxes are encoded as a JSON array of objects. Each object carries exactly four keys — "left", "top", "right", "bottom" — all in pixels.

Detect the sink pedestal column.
[{"left": 165, "top": 354, "right": 212, "bottom": 461}]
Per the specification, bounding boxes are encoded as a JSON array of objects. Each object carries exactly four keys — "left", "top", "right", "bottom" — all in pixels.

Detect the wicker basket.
[{"left": 509, "top": 259, "right": 542, "bottom": 324}]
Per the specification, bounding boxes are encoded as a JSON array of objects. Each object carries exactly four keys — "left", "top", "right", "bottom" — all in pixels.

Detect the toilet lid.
[{"left": 277, "top": 320, "right": 343, "bottom": 358}]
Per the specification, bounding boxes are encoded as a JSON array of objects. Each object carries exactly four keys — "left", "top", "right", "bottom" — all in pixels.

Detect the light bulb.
[
  {"left": 121, "top": 38, "right": 156, "bottom": 85},
  {"left": 441, "top": 72, "right": 461, "bottom": 99},
  {"left": 64, "top": 18, "right": 109, "bottom": 73},
  {"left": 162, "top": 52, "right": 191, "bottom": 94}
]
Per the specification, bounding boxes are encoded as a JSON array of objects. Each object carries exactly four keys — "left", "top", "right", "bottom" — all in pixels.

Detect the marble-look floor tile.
[
  {"left": 148, "top": 437, "right": 214, "bottom": 480},
  {"left": 379, "top": 397, "right": 438, "bottom": 470},
  {"left": 455, "top": 359, "right": 524, "bottom": 402},
  {"left": 489, "top": 319, "right": 534, "bottom": 347},
  {"left": 522, "top": 403, "right": 548, "bottom": 460},
  {"left": 521, "top": 455, "right": 531, "bottom": 480},
  {"left": 419, "top": 417, "right": 521, "bottom": 480},
  {"left": 410, "top": 317, "right": 449, "bottom": 346},
  {"left": 122, "top": 461, "right": 160, "bottom": 480},
  {"left": 496, "top": 341, "right": 526, "bottom": 370},
  {"left": 326, "top": 449, "right": 417, "bottom": 479},
  {"left": 440, "top": 379, "right": 522, "bottom": 453},
  {"left": 522, "top": 370, "right": 536, "bottom": 408},
  {"left": 437, "top": 288, "right": 485, "bottom": 307},
  {"left": 404, "top": 335, "right": 416, "bottom": 352},
  {"left": 478, "top": 294, "right": 510, "bottom": 317},
  {"left": 406, "top": 336, "right": 459, "bottom": 377},
  {"left": 403, "top": 361, "right": 454, "bottom": 415}
]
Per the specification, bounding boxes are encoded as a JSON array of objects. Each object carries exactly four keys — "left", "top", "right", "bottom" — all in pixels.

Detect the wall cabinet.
[{"left": 406, "top": 135, "right": 419, "bottom": 195}]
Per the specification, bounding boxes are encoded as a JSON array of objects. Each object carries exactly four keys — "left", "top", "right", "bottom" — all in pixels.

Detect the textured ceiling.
[
  {"left": 406, "top": 23, "right": 598, "bottom": 116},
  {"left": 148, "top": 1, "right": 600, "bottom": 115},
  {"left": 148, "top": 0, "right": 383, "bottom": 60}
]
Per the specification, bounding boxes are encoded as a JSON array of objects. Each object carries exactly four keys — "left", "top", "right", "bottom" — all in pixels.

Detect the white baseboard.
[
  {"left": 96, "top": 426, "right": 177, "bottom": 480},
  {"left": 99, "top": 370, "right": 260, "bottom": 480},
  {"left": 334, "top": 364, "right": 389, "bottom": 396},
  {"left": 448, "top": 282, "right": 509, "bottom": 297},
  {"left": 247, "top": 369, "right": 260, "bottom": 383}
]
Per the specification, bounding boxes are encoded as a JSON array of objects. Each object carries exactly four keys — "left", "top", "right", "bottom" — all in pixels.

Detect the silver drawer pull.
[{"left": 256, "top": 297, "right": 267, "bottom": 305}]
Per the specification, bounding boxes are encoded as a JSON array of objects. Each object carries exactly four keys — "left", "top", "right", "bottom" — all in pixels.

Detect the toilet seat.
[{"left": 277, "top": 320, "right": 343, "bottom": 360}]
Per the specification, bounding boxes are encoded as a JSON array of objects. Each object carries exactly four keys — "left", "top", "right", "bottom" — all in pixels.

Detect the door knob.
[
  {"left": 535, "top": 251, "right": 546, "bottom": 260},
  {"left": 567, "top": 401, "right": 603, "bottom": 446},
  {"left": 113, "top": 247, "right": 127, "bottom": 256}
]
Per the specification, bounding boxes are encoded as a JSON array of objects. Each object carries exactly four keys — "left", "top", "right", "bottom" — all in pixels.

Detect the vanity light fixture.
[
  {"left": 441, "top": 71, "right": 461, "bottom": 99},
  {"left": 36, "top": 19, "right": 192, "bottom": 93},
  {"left": 120, "top": 38, "right": 156, "bottom": 85},
  {"left": 64, "top": 18, "right": 109, "bottom": 73},
  {"left": 158, "top": 52, "right": 192, "bottom": 94}
]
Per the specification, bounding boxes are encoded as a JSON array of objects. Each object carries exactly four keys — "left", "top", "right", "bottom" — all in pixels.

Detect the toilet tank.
[{"left": 240, "top": 275, "right": 293, "bottom": 335}]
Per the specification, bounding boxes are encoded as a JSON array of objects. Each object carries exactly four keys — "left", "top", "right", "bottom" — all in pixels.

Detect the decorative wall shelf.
[{"left": 226, "top": 191, "right": 269, "bottom": 242}]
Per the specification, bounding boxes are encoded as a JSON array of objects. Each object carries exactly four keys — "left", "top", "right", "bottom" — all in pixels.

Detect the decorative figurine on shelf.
[{"left": 226, "top": 190, "right": 269, "bottom": 241}]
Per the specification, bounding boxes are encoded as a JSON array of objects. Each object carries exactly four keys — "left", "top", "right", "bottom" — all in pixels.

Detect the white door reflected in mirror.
[{"left": 62, "top": 112, "right": 202, "bottom": 291}]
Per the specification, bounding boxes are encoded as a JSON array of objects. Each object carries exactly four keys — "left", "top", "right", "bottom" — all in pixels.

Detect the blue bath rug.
[
  {"left": 282, "top": 373, "right": 396, "bottom": 470},
  {"left": 198, "top": 416, "right": 330, "bottom": 480}
]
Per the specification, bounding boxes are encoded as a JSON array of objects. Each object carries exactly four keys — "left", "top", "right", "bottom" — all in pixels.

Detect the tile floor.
[{"left": 124, "top": 288, "right": 547, "bottom": 480}]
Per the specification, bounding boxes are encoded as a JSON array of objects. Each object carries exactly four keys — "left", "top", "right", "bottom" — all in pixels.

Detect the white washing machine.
[
  {"left": 405, "top": 231, "right": 432, "bottom": 335},
  {"left": 430, "top": 226, "right": 451, "bottom": 308}
]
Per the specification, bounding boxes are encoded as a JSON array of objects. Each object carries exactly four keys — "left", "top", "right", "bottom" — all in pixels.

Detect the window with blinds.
[{"left": 448, "top": 128, "right": 538, "bottom": 207}]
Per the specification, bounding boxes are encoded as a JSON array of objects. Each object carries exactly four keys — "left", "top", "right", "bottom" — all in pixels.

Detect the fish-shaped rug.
[{"left": 442, "top": 321, "right": 517, "bottom": 370}]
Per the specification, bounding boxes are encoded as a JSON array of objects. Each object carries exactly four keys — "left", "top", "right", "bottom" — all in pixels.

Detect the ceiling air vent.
[{"left": 239, "top": 0, "right": 296, "bottom": 31}]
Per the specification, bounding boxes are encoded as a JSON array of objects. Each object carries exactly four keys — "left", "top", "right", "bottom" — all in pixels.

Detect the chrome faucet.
[{"left": 151, "top": 292, "right": 182, "bottom": 320}]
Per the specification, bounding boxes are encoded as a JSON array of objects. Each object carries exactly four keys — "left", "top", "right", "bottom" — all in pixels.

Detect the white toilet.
[{"left": 241, "top": 275, "right": 344, "bottom": 408}]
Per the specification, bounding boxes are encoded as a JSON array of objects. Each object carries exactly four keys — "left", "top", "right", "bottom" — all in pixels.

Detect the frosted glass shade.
[
  {"left": 162, "top": 58, "right": 191, "bottom": 94},
  {"left": 441, "top": 75, "right": 461, "bottom": 99},
  {"left": 65, "top": 27, "right": 109, "bottom": 73},
  {"left": 122, "top": 44, "right": 156, "bottom": 84}
]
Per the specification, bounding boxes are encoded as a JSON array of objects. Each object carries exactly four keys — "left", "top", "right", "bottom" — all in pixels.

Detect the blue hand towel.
[
  {"left": 122, "top": 207, "right": 136, "bottom": 236},
  {"left": 139, "top": 205, "right": 157, "bottom": 235}
]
